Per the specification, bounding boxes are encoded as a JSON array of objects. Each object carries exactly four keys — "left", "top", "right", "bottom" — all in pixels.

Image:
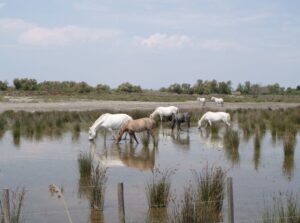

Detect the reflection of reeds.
[
  {"left": 145, "top": 168, "right": 174, "bottom": 208},
  {"left": 90, "top": 164, "right": 108, "bottom": 211},
  {"left": 259, "top": 193, "right": 300, "bottom": 223},
  {"left": 78, "top": 152, "right": 93, "bottom": 178},
  {"left": 253, "top": 131, "right": 261, "bottom": 171},
  {"left": 0, "top": 188, "right": 26, "bottom": 223},
  {"left": 223, "top": 128, "right": 240, "bottom": 164}
]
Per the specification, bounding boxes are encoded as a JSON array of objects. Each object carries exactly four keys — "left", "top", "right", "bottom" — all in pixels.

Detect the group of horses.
[
  {"left": 197, "top": 96, "right": 224, "bottom": 106},
  {"left": 88, "top": 105, "right": 231, "bottom": 144}
]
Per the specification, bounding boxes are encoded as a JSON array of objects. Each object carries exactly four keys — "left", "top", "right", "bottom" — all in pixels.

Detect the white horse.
[
  {"left": 198, "top": 111, "right": 231, "bottom": 128},
  {"left": 211, "top": 97, "right": 224, "bottom": 106},
  {"left": 88, "top": 113, "right": 133, "bottom": 140},
  {"left": 150, "top": 106, "right": 179, "bottom": 122},
  {"left": 197, "top": 97, "right": 206, "bottom": 106}
]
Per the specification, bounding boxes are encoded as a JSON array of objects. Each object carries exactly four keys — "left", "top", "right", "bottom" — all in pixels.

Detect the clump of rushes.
[
  {"left": 223, "top": 128, "right": 240, "bottom": 164},
  {"left": 171, "top": 166, "right": 226, "bottom": 223},
  {"left": 0, "top": 187, "right": 26, "bottom": 223},
  {"left": 141, "top": 132, "right": 150, "bottom": 147},
  {"left": 259, "top": 193, "right": 300, "bottom": 223},
  {"left": 78, "top": 152, "right": 93, "bottom": 178},
  {"left": 145, "top": 167, "right": 175, "bottom": 208},
  {"left": 90, "top": 164, "right": 108, "bottom": 211}
]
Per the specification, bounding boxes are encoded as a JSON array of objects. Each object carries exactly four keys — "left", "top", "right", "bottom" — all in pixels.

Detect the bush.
[
  {"left": 116, "top": 82, "right": 142, "bottom": 93},
  {"left": 13, "top": 78, "right": 38, "bottom": 90},
  {"left": 0, "top": 81, "right": 8, "bottom": 90}
]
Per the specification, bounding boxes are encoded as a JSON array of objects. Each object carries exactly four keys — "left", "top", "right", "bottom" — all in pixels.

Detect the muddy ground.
[{"left": 0, "top": 99, "right": 299, "bottom": 113}]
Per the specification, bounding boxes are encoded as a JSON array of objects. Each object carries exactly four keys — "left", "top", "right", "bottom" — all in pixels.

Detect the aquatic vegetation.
[
  {"left": 90, "top": 164, "right": 108, "bottom": 211},
  {"left": 78, "top": 152, "right": 93, "bottom": 178},
  {"left": 145, "top": 167, "right": 175, "bottom": 208},
  {"left": 0, "top": 187, "right": 26, "bottom": 223},
  {"left": 259, "top": 193, "right": 300, "bottom": 223},
  {"left": 223, "top": 128, "right": 240, "bottom": 164}
]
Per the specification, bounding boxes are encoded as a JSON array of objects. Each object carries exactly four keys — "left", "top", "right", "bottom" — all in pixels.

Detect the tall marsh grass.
[
  {"left": 171, "top": 166, "right": 226, "bottom": 223},
  {"left": 259, "top": 193, "right": 300, "bottom": 223},
  {"left": 0, "top": 188, "right": 26, "bottom": 223},
  {"left": 90, "top": 164, "right": 108, "bottom": 211},
  {"left": 78, "top": 152, "right": 93, "bottom": 178},
  {"left": 145, "top": 168, "right": 175, "bottom": 208},
  {"left": 223, "top": 128, "right": 240, "bottom": 164}
]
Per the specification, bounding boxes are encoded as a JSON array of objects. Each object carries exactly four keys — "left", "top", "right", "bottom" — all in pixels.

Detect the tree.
[
  {"left": 0, "top": 81, "right": 8, "bottom": 90},
  {"left": 13, "top": 78, "right": 37, "bottom": 90},
  {"left": 96, "top": 84, "right": 110, "bottom": 93},
  {"left": 116, "top": 82, "right": 142, "bottom": 93}
]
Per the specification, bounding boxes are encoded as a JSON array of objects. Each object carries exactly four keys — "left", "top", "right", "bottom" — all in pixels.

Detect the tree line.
[{"left": 0, "top": 78, "right": 299, "bottom": 95}]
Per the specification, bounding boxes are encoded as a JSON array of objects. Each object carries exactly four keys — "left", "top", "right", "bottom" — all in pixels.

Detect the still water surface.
[{"left": 0, "top": 124, "right": 299, "bottom": 223}]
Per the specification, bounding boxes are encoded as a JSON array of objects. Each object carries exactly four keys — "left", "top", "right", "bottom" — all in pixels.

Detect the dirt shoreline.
[{"left": 0, "top": 100, "right": 299, "bottom": 113}]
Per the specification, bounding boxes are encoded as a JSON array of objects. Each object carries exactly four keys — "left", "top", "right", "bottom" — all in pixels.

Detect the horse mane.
[{"left": 90, "top": 113, "right": 110, "bottom": 130}]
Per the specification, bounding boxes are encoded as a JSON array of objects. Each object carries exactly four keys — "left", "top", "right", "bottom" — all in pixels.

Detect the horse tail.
[{"left": 227, "top": 113, "right": 231, "bottom": 122}]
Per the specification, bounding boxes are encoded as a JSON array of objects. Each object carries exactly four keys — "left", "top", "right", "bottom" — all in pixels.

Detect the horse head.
[{"left": 88, "top": 127, "right": 96, "bottom": 141}]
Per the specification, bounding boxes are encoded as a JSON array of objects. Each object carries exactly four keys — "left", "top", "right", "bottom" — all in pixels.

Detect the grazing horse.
[
  {"left": 198, "top": 111, "right": 231, "bottom": 128},
  {"left": 116, "top": 118, "right": 156, "bottom": 144},
  {"left": 150, "top": 106, "right": 179, "bottom": 122},
  {"left": 88, "top": 113, "right": 133, "bottom": 140},
  {"left": 211, "top": 97, "right": 224, "bottom": 106},
  {"left": 197, "top": 97, "right": 206, "bottom": 106},
  {"left": 171, "top": 112, "right": 191, "bottom": 130}
]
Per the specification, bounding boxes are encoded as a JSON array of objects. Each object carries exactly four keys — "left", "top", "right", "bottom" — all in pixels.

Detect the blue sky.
[{"left": 0, "top": 0, "right": 299, "bottom": 89}]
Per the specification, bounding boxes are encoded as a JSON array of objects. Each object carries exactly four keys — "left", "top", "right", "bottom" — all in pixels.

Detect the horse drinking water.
[
  {"left": 171, "top": 112, "right": 191, "bottom": 130},
  {"left": 150, "top": 106, "right": 179, "bottom": 122},
  {"left": 116, "top": 117, "right": 156, "bottom": 144},
  {"left": 88, "top": 113, "right": 133, "bottom": 140},
  {"left": 198, "top": 111, "right": 231, "bottom": 128}
]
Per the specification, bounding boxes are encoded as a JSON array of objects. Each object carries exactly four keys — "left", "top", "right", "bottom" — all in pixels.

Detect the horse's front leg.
[{"left": 132, "top": 132, "right": 139, "bottom": 144}]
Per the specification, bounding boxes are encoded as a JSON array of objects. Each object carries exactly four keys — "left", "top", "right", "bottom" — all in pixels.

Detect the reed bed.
[
  {"left": 90, "top": 164, "right": 108, "bottom": 211},
  {"left": 171, "top": 166, "right": 226, "bottom": 223},
  {"left": 259, "top": 193, "right": 300, "bottom": 223},
  {"left": 78, "top": 152, "right": 93, "bottom": 178},
  {"left": 223, "top": 128, "right": 240, "bottom": 164},
  {"left": 145, "top": 168, "right": 175, "bottom": 208},
  {"left": 0, "top": 187, "right": 26, "bottom": 223}
]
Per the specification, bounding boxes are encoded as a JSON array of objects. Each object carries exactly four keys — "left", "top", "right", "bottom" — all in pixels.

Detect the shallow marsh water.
[{"left": 0, "top": 123, "right": 299, "bottom": 223}]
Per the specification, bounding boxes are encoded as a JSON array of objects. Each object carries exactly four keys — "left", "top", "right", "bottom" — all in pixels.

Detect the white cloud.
[
  {"left": 0, "top": 18, "right": 35, "bottom": 30},
  {"left": 18, "top": 26, "right": 120, "bottom": 46},
  {"left": 134, "top": 33, "right": 191, "bottom": 49}
]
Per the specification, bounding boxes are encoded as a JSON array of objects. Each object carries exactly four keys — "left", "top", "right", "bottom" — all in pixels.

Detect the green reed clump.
[
  {"left": 78, "top": 152, "right": 93, "bottom": 178},
  {"left": 171, "top": 186, "right": 195, "bottom": 223},
  {"left": 0, "top": 187, "right": 26, "bottom": 223},
  {"left": 253, "top": 131, "right": 261, "bottom": 171},
  {"left": 259, "top": 193, "right": 300, "bottom": 223},
  {"left": 141, "top": 132, "right": 151, "bottom": 147},
  {"left": 193, "top": 166, "right": 225, "bottom": 213},
  {"left": 171, "top": 166, "right": 225, "bottom": 223},
  {"left": 223, "top": 128, "right": 240, "bottom": 164},
  {"left": 90, "top": 164, "right": 108, "bottom": 211},
  {"left": 145, "top": 168, "right": 175, "bottom": 208}
]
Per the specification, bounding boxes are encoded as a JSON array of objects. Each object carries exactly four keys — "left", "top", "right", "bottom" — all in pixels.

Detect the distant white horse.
[
  {"left": 198, "top": 111, "right": 231, "bottom": 128},
  {"left": 197, "top": 97, "right": 206, "bottom": 106},
  {"left": 150, "top": 106, "right": 179, "bottom": 122},
  {"left": 211, "top": 97, "right": 224, "bottom": 106},
  {"left": 88, "top": 113, "right": 133, "bottom": 140}
]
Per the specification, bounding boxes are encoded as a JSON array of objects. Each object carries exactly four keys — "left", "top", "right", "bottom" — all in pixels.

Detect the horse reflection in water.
[
  {"left": 90, "top": 141, "right": 155, "bottom": 171},
  {"left": 171, "top": 131, "right": 190, "bottom": 146},
  {"left": 198, "top": 127, "right": 224, "bottom": 149}
]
